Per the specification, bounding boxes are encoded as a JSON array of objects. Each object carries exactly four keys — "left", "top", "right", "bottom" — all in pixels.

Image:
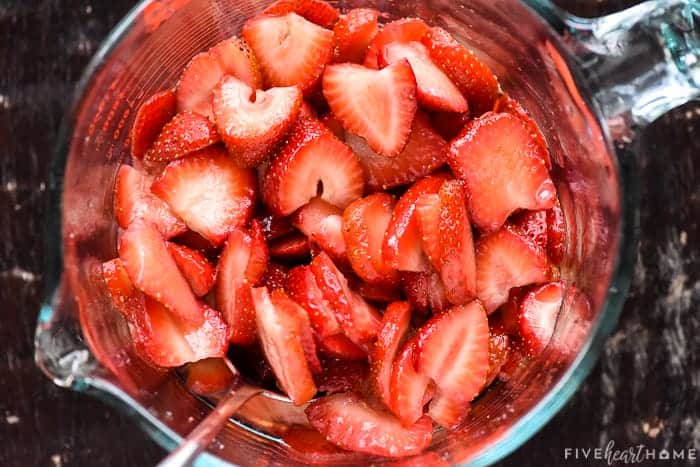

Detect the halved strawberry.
[
  {"left": 448, "top": 112, "right": 556, "bottom": 233},
  {"left": 429, "top": 110, "right": 472, "bottom": 140},
  {"left": 400, "top": 270, "right": 448, "bottom": 316},
  {"left": 144, "top": 111, "right": 220, "bottom": 162},
  {"left": 427, "top": 393, "right": 470, "bottom": 429},
  {"left": 286, "top": 265, "right": 342, "bottom": 338},
  {"left": 212, "top": 76, "right": 301, "bottom": 167},
  {"left": 323, "top": 60, "right": 417, "bottom": 157},
  {"left": 130, "top": 89, "right": 177, "bottom": 160},
  {"left": 475, "top": 225, "right": 552, "bottom": 313},
  {"left": 262, "top": 261, "right": 289, "bottom": 291},
  {"left": 263, "top": 0, "right": 340, "bottom": 28},
  {"left": 371, "top": 301, "right": 412, "bottom": 407},
  {"left": 518, "top": 281, "right": 565, "bottom": 354},
  {"left": 547, "top": 198, "right": 566, "bottom": 265},
  {"left": 216, "top": 220, "right": 268, "bottom": 345},
  {"left": 293, "top": 197, "right": 346, "bottom": 262},
  {"left": 268, "top": 232, "right": 311, "bottom": 261},
  {"left": 119, "top": 219, "right": 203, "bottom": 326},
  {"left": 389, "top": 336, "right": 432, "bottom": 426},
  {"left": 383, "top": 174, "right": 448, "bottom": 272},
  {"left": 509, "top": 209, "right": 548, "bottom": 252},
  {"left": 316, "top": 359, "right": 369, "bottom": 394},
  {"left": 343, "top": 193, "right": 399, "bottom": 286},
  {"left": 166, "top": 242, "right": 216, "bottom": 297},
  {"left": 306, "top": 392, "right": 433, "bottom": 457},
  {"left": 243, "top": 13, "right": 334, "bottom": 94},
  {"left": 491, "top": 286, "right": 529, "bottom": 335},
  {"left": 262, "top": 117, "right": 364, "bottom": 216},
  {"left": 333, "top": 8, "right": 380, "bottom": 63},
  {"left": 251, "top": 287, "right": 318, "bottom": 404},
  {"left": 421, "top": 27, "right": 500, "bottom": 115},
  {"left": 345, "top": 111, "right": 447, "bottom": 190},
  {"left": 102, "top": 258, "right": 144, "bottom": 322},
  {"left": 114, "top": 164, "right": 186, "bottom": 239},
  {"left": 379, "top": 41, "right": 467, "bottom": 113},
  {"left": 363, "top": 18, "right": 430, "bottom": 68},
  {"left": 185, "top": 357, "right": 236, "bottom": 395},
  {"left": 317, "top": 334, "right": 367, "bottom": 360},
  {"left": 208, "top": 36, "right": 263, "bottom": 89},
  {"left": 493, "top": 93, "right": 551, "bottom": 168},
  {"left": 484, "top": 330, "right": 510, "bottom": 388},
  {"left": 151, "top": 146, "right": 257, "bottom": 245}
]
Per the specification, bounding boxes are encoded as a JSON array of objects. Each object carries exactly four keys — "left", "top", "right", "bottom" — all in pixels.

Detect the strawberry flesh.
[
  {"left": 389, "top": 336, "right": 432, "bottom": 426},
  {"left": 268, "top": 232, "right": 311, "bottom": 262},
  {"left": 144, "top": 111, "right": 220, "bottom": 162},
  {"left": 262, "top": 261, "right": 289, "bottom": 291},
  {"left": 518, "top": 281, "right": 565, "bottom": 354},
  {"left": 293, "top": 197, "right": 347, "bottom": 262},
  {"left": 286, "top": 265, "right": 343, "bottom": 338},
  {"left": 166, "top": 242, "right": 216, "bottom": 297},
  {"left": 263, "top": 0, "right": 340, "bottom": 28},
  {"left": 333, "top": 8, "right": 380, "bottom": 63},
  {"left": 364, "top": 18, "right": 430, "bottom": 68},
  {"left": 371, "top": 301, "right": 412, "bottom": 408},
  {"left": 400, "top": 270, "right": 448, "bottom": 316},
  {"left": 185, "top": 357, "right": 236, "bottom": 395},
  {"left": 130, "top": 89, "right": 177, "bottom": 160},
  {"left": 316, "top": 359, "right": 369, "bottom": 394}
]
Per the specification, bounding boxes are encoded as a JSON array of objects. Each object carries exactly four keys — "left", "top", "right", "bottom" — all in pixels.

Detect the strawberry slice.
[
  {"left": 144, "top": 111, "right": 220, "bottom": 162},
  {"left": 170, "top": 230, "right": 218, "bottom": 256},
  {"left": 484, "top": 330, "right": 510, "bottom": 388},
  {"left": 208, "top": 36, "right": 263, "bottom": 89},
  {"left": 243, "top": 13, "right": 334, "bottom": 94},
  {"left": 383, "top": 174, "right": 448, "bottom": 272},
  {"left": 510, "top": 209, "right": 548, "bottom": 252},
  {"left": 286, "top": 265, "right": 342, "bottom": 338},
  {"left": 258, "top": 211, "right": 296, "bottom": 241},
  {"left": 421, "top": 27, "right": 499, "bottom": 115},
  {"left": 293, "top": 197, "right": 346, "bottom": 262},
  {"left": 547, "top": 198, "right": 566, "bottom": 265},
  {"left": 306, "top": 392, "right": 433, "bottom": 457},
  {"left": 389, "top": 336, "right": 433, "bottom": 426},
  {"left": 166, "top": 242, "right": 216, "bottom": 297},
  {"left": 363, "top": 18, "right": 430, "bottom": 68},
  {"left": 379, "top": 41, "right": 468, "bottom": 113},
  {"left": 151, "top": 146, "right": 257, "bottom": 246},
  {"left": 317, "top": 334, "right": 367, "bottom": 360},
  {"left": 518, "top": 281, "right": 565, "bottom": 354},
  {"left": 429, "top": 110, "right": 472, "bottom": 140},
  {"left": 102, "top": 258, "right": 144, "bottom": 323},
  {"left": 491, "top": 286, "right": 529, "bottom": 335},
  {"left": 263, "top": 0, "right": 340, "bottom": 28},
  {"left": 119, "top": 219, "right": 203, "bottom": 326},
  {"left": 448, "top": 112, "right": 556, "bottom": 233},
  {"left": 354, "top": 279, "right": 402, "bottom": 304},
  {"left": 315, "top": 359, "right": 369, "bottom": 394},
  {"left": 323, "top": 60, "right": 417, "bottom": 157},
  {"left": 130, "top": 89, "right": 177, "bottom": 160},
  {"left": 276, "top": 289, "right": 323, "bottom": 374},
  {"left": 333, "top": 8, "right": 380, "bottom": 63},
  {"left": 400, "top": 270, "right": 448, "bottom": 315},
  {"left": 185, "top": 357, "right": 236, "bottom": 395},
  {"left": 414, "top": 193, "right": 441, "bottom": 267},
  {"left": 475, "top": 225, "right": 552, "bottom": 313},
  {"left": 493, "top": 93, "right": 551, "bottom": 168},
  {"left": 114, "top": 164, "right": 186, "bottom": 239},
  {"left": 262, "top": 117, "right": 364, "bottom": 216},
  {"left": 345, "top": 111, "right": 447, "bottom": 190},
  {"left": 262, "top": 261, "right": 289, "bottom": 291},
  {"left": 427, "top": 393, "right": 470, "bottom": 429},
  {"left": 251, "top": 287, "right": 318, "bottom": 404},
  {"left": 216, "top": 220, "right": 268, "bottom": 345},
  {"left": 212, "top": 76, "right": 301, "bottom": 167},
  {"left": 343, "top": 193, "right": 399, "bottom": 286},
  {"left": 268, "top": 232, "right": 311, "bottom": 262},
  {"left": 371, "top": 301, "right": 412, "bottom": 407}
]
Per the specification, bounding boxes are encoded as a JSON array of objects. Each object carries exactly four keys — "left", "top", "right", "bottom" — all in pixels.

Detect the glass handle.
[{"left": 526, "top": 0, "right": 700, "bottom": 138}]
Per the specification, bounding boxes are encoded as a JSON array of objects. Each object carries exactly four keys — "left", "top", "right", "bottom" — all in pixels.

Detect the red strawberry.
[
  {"left": 484, "top": 330, "right": 510, "bottom": 388},
  {"left": 251, "top": 287, "right": 318, "bottom": 404},
  {"left": 371, "top": 301, "right": 412, "bottom": 407},
  {"left": 323, "top": 60, "right": 417, "bottom": 157},
  {"left": 363, "top": 18, "right": 430, "bottom": 68},
  {"left": 306, "top": 392, "right": 433, "bottom": 457},
  {"left": 130, "top": 89, "right": 177, "bottom": 160},
  {"left": 379, "top": 41, "right": 467, "bottom": 113},
  {"left": 491, "top": 286, "right": 529, "bottom": 335},
  {"left": 282, "top": 426, "right": 345, "bottom": 458},
  {"left": 212, "top": 76, "right": 301, "bottom": 167},
  {"left": 333, "top": 8, "right": 380, "bottom": 63},
  {"left": 518, "top": 281, "right": 565, "bottom": 354},
  {"left": 216, "top": 221, "right": 268, "bottom": 345},
  {"left": 171, "top": 230, "right": 218, "bottom": 256},
  {"left": 258, "top": 211, "right": 296, "bottom": 240},
  {"left": 510, "top": 209, "right": 548, "bottom": 252},
  {"left": 416, "top": 301, "right": 490, "bottom": 407},
  {"left": 293, "top": 197, "right": 346, "bottom": 262},
  {"left": 243, "top": 13, "right": 334, "bottom": 94},
  {"left": 262, "top": 117, "right": 364, "bottom": 216},
  {"left": 151, "top": 146, "right": 257, "bottom": 246},
  {"left": 400, "top": 270, "right": 448, "bottom": 315},
  {"left": 286, "top": 265, "right": 342, "bottom": 338},
  {"left": 208, "top": 36, "right": 262, "bottom": 89},
  {"left": 354, "top": 280, "right": 402, "bottom": 304},
  {"left": 427, "top": 393, "right": 470, "bottom": 429},
  {"left": 119, "top": 219, "right": 203, "bottom": 326},
  {"left": 389, "top": 336, "right": 432, "bottom": 425},
  {"left": 144, "top": 111, "right": 220, "bottom": 162},
  {"left": 343, "top": 193, "right": 399, "bottom": 286},
  {"left": 315, "top": 359, "right": 369, "bottom": 394},
  {"left": 102, "top": 258, "right": 144, "bottom": 323},
  {"left": 448, "top": 112, "right": 556, "bottom": 233},
  {"left": 166, "top": 242, "right": 216, "bottom": 297},
  {"left": 262, "top": 262, "right": 289, "bottom": 291},
  {"left": 320, "top": 112, "right": 345, "bottom": 139},
  {"left": 113, "top": 164, "right": 186, "bottom": 239},
  {"left": 345, "top": 111, "right": 447, "bottom": 190},
  {"left": 493, "top": 93, "right": 550, "bottom": 168},
  {"left": 429, "top": 110, "right": 472, "bottom": 140},
  {"left": 383, "top": 174, "right": 448, "bottom": 272},
  {"left": 263, "top": 0, "right": 340, "bottom": 28},
  {"left": 547, "top": 198, "right": 566, "bottom": 265},
  {"left": 185, "top": 358, "right": 236, "bottom": 395},
  {"left": 414, "top": 193, "right": 441, "bottom": 268},
  {"left": 475, "top": 225, "right": 553, "bottom": 313},
  {"left": 317, "top": 334, "right": 367, "bottom": 360},
  {"left": 421, "top": 27, "right": 500, "bottom": 115},
  {"left": 268, "top": 232, "right": 311, "bottom": 261}
]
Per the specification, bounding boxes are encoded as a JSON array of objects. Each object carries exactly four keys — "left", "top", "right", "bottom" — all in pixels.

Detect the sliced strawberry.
[
  {"left": 208, "top": 36, "right": 262, "bottom": 89},
  {"left": 286, "top": 265, "right": 342, "bottom": 338},
  {"left": 383, "top": 174, "right": 448, "bottom": 272},
  {"left": 400, "top": 270, "right": 448, "bottom": 316},
  {"left": 421, "top": 27, "right": 499, "bottom": 115},
  {"left": 185, "top": 357, "right": 235, "bottom": 395},
  {"left": 262, "top": 262, "right": 289, "bottom": 291},
  {"left": 102, "top": 258, "right": 144, "bottom": 323},
  {"left": 316, "top": 359, "right": 369, "bottom": 394},
  {"left": 262, "top": 117, "right": 364, "bottom": 216},
  {"left": 258, "top": 211, "right": 296, "bottom": 240},
  {"left": 484, "top": 330, "right": 510, "bottom": 388},
  {"left": 493, "top": 94, "right": 551, "bottom": 168},
  {"left": 333, "top": 8, "right": 380, "bottom": 63},
  {"left": 427, "top": 393, "right": 470, "bottom": 429},
  {"left": 547, "top": 198, "right": 566, "bottom": 265},
  {"left": 354, "top": 280, "right": 402, "bottom": 304},
  {"left": 263, "top": 0, "right": 340, "bottom": 28},
  {"left": 251, "top": 287, "right": 318, "bottom": 404},
  {"left": 345, "top": 111, "right": 447, "bottom": 190},
  {"left": 371, "top": 301, "right": 412, "bottom": 407},
  {"left": 130, "top": 89, "right": 177, "bottom": 160},
  {"left": 429, "top": 110, "right": 471, "bottom": 141},
  {"left": 491, "top": 286, "right": 529, "bottom": 335},
  {"left": 414, "top": 193, "right": 441, "bottom": 268},
  {"left": 143, "top": 111, "right": 220, "bottom": 162},
  {"left": 176, "top": 52, "right": 225, "bottom": 120},
  {"left": 243, "top": 13, "right": 334, "bottom": 94},
  {"left": 212, "top": 76, "right": 301, "bottom": 167},
  {"left": 448, "top": 112, "right": 556, "bottom": 233},
  {"left": 151, "top": 146, "right": 257, "bottom": 245},
  {"left": 510, "top": 209, "right": 548, "bottom": 252},
  {"left": 389, "top": 337, "right": 432, "bottom": 426},
  {"left": 114, "top": 164, "right": 186, "bottom": 239},
  {"left": 363, "top": 18, "right": 430, "bottom": 68},
  {"left": 416, "top": 301, "right": 490, "bottom": 405},
  {"left": 323, "top": 60, "right": 417, "bottom": 157},
  {"left": 343, "top": 193, "right": 399, "bottom": 286},
  {"left": 268, "top": 232, "right": 311, "bottom": 261},
  {"left": 293, "top": 197, "right": 346, "bottom": 262},
  {"left": 518, "top": 281, "right": 565, "bottom": 354},
  {"left": 166, "top": 242, "right": 216, "bottom": 297},
  {"left": 276, "top": 289, "right": 323, "bottom": 373},
  {"left": 119, "top": 219, "right": 203, "bottom": 326},
  {"left": 379, "top": 41, "right": 467, "bottom": 113},
  {"left": 475, "top": 225, "right": 552, "bottom": 313},
  {"left": 171, "top": 230, "right": 218, "bottom": 256},
  {"left": 317, "top": 334, "right": 367, "bottom": 360},
  {"left": 282, "top": 426, "right": 345, "bottom": 458},
  {"left": 306, "top": 392, "right": 433, "bottom": 457}
]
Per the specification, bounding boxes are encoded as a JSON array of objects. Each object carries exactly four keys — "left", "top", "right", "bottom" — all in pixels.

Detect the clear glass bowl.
[{"left": 36, "top": 0, "right": 700, "bottom": 465}]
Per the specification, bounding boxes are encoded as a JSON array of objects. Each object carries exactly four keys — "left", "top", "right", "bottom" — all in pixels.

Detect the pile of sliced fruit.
[{"left": 101, "top": 0, "right": 591, "bottom": 457}]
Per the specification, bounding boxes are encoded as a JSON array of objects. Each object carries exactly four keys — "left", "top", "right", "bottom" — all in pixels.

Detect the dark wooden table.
[{"left": 1, "top": 1, "right": 698, "bottom": 466}]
